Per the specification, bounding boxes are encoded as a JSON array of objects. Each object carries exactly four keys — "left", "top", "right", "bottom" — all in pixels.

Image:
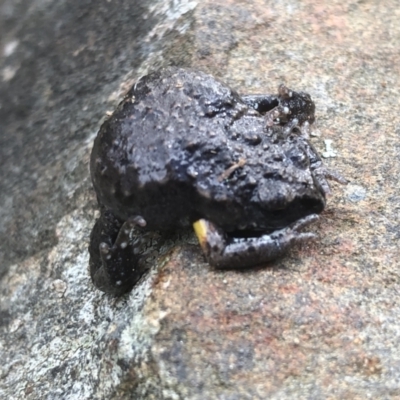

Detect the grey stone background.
[{"left": 1, "top": 0, "right": 400, "bottom": 399}]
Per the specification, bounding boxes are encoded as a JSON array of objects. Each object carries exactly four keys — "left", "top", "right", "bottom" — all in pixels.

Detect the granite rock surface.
[{"left": 1, "top": 0, "right": 400, "bottom": 398}]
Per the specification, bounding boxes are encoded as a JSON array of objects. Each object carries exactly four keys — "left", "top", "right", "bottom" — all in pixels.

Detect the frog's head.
[
  {"left": 245, "top": 131, "right": 326, "bottom": 231},
  {"left": 255, "top": 174, "right": 325, "bottom": 229},
  {"left": 277, "top": 84, "right": 315, "bottom": 126}
]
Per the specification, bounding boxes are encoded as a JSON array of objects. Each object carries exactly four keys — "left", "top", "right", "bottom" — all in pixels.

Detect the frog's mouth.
[{"left": 194, "top": 195, "right": 325, "bottom": 241}]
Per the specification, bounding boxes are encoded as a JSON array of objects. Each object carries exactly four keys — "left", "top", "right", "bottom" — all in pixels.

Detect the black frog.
[{"left": 89, "top": 67, "right": 345, "bottom": 295}]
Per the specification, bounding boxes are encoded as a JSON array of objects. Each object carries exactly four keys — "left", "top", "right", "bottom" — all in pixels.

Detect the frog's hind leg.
[
  {"left": 193, "top": 215, "right": 319, "bottom": 269},
  {"left": 89, "top": 210, "right": 154, "bottom": 295}
]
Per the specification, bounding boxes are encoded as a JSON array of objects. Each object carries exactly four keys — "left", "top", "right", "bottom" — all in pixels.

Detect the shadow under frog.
[{"left": 89, "top": 67, "right": 346, "bottom": 296}]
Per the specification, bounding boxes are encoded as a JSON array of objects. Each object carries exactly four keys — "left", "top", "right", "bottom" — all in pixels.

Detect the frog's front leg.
[
  {"left": 89, "top": 208, "right": 152, "bottom": 295},
  {"left": 193, "top": 215, "right": 319, "bottom": 269}
]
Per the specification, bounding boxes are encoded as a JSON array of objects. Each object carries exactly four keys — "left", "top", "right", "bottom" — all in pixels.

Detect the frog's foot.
[
  {"left": 193, "top": 214, "right": 319, "bottom": 269},
  {"left": 312, "top": 161, "right": 348, "bottom": 195},
  {"left": 264, "top": 103, "right": 291, "bottom": 127},
  {"left": 281, "top": 117, "right": 313, "bottom": 140},
  {"left": 90, "top": 215, "right": 152, "bottom": 295},
  {"left": 263, "top": 84, "right": 310, "bottom": 127},
  {"left": 278, "top": 83, "right": 296, "bottom": 99}
]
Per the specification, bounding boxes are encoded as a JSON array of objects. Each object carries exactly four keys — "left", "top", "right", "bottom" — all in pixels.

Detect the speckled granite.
[{"left": 1, "top": 0, "right": 400, "bottom": 398}]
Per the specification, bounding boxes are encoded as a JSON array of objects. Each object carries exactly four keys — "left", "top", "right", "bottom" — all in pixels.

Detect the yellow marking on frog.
[{"left": 193, "top": 219, "right": 208, "bottom": 249}]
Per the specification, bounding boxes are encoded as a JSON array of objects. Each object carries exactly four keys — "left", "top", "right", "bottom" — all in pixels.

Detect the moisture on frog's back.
[
  {"left": 90, "top": 68, "right": 249, "bottom": 222},
  {"left": 119, "top": 68, "right": 245, "bottom": 182}
]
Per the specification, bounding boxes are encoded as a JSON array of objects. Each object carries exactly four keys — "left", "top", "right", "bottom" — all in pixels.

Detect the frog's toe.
[
  {"left": 290, "top": 214, "right": 319, "bottom": 232},
  {"left": 293, "top": 231, "right": 317, "bottom": 242},
  {"left": 282, "top": 118, "right": 299, "bottom": 135},
  {"left": 112, "top": 216, "right": 147, "bottom": 251},
  {"left": 278, "top": 84, "right": 292, "bottom": 99},
  {"left": 193, "top": 219, "right": 226, "bottom": 256},
  {"left": 99, "top": 242, "right": 111, "bottom": 257},
  {"left": 264, "top": 104, "right": 291, "bottom": 127},
  {"left": 270, "top": 215, "right": 319, "bottom": 247},
  {"left": 314, "top": 164, "right": 348, "bottom": 196}
]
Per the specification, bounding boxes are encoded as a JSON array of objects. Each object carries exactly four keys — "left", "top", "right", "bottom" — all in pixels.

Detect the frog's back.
[
  {"left": 91, "top": 67, "right": 325, "bottom": 232},
  {"left": 90, "top": 68, "right": 246, "bottom": 228}
]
